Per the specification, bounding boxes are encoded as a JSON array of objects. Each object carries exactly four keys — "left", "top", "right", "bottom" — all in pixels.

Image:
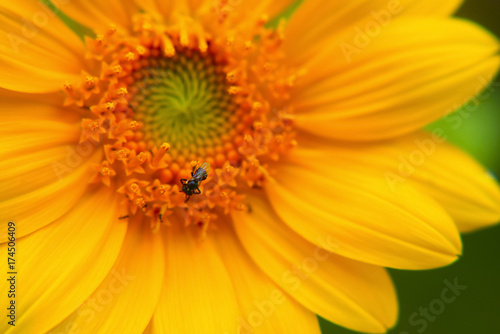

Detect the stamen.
[
  {"left": 151, "top": 143, "right": 170, "bottom": 170},
  {"left": 105, "top": 102, "right": 116, "bottom": 112},
  {"left": 115, "top": 150, "right": 129, "bottom": 161},
  {"left": 90, "top": 161, "right": 116, "bottom": 186}
]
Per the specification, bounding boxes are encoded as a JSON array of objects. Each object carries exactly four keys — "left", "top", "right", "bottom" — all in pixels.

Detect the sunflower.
[{"left": 1, "top": 0, "right": 500, "bottom": 333}]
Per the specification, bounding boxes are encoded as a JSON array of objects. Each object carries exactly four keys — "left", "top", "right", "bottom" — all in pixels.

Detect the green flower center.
[{"left": 130, "top": 51, "right": 236, "bottom": 154}]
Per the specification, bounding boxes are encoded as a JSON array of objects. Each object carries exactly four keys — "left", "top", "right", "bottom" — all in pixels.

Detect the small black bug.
[{"left": 180, "top": 162, "right": 210, "bottom": 202}]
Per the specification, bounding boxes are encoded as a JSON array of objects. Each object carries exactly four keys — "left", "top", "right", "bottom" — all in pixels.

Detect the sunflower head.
[
  {"left": 64, "top": 10, "right": 300, "bottom": 230},
  {"left": 1, "top": 1, "right": 500, "bottom": 334}
]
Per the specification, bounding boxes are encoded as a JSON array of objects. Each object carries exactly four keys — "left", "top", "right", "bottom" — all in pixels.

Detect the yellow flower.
[{"left": 1, "top": 0, "right": 500, "bottom": 333}]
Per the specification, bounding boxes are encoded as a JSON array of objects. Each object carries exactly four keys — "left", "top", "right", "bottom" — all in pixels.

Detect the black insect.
[{"left": 180, "top": 162, "right": 210, "bottom": 202}]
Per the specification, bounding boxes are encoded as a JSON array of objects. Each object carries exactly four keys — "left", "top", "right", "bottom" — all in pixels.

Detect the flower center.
[
  {"left": 130, "top": 50, "right": 236, "bottom": 156},
  {"left": 63, "top": 13, "right": 299, "bottom": 232}
]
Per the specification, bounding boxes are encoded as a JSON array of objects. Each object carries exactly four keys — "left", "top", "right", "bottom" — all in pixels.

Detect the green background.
[{"left": 319, "top": 0, "right": 500, "bottom": 333}]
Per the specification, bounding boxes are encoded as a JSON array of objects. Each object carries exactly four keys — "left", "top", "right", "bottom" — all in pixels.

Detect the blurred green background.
[{"left": 319, "top": 0, "right": 500, "bottom": 333}]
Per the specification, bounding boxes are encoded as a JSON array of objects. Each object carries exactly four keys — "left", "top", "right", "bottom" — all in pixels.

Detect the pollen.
[
  {"left": 88, "top": 121, "right": 99, "bottom": 131},
  {"left": 65, "top": 11, "right": 300, "bottom": 231},
  {"left": 117, "top": 87, "right": 128, "bottom": 97},
  {"left": 125, "top": 52, "right": 136, "bottom": 61},
  {"left": 85, "top": 76, "right": 96, "bottom": 87},
  {"left": 105, "top": 102, "right": 115, "bottom": 112}
]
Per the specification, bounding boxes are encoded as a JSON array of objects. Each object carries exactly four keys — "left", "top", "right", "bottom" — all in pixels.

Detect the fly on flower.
[{"left": 180, "top": 162, "right": 210, "bottom": 202}]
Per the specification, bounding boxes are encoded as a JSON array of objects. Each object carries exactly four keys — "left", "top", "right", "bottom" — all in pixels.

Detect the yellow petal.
[
  {"left": 142, "top": 321, "right": 153, "bottom": 334},
  {"left": 264, "top": 146, "right": 462, "bottom": 269},
  {"left": 212, "top": 221, "right": 321, "bottom": 334},
  {"left": 152, "top": 219, "right": 239, "bottom": 333},
  {"left": 188, "top": 0, "right": 296, "bottom": 35},
  {"left": 0, "top": 94, "right": 79, "bottom": 122},
  {"left": 131, "top": 0, "right": 175, "bottom": 21},
  {"left": 0, "top": 99, "right": 99, "bottom": 243},
  {"left": 309, "top": 132, "right": 500, "bottom": 233},
  {"left": 0, "top": 103, "right": 80, "bottom": 159},
  {"left": 0, "top": 145, "right": 75, "bottom": 201},
  {"left": 0, "top": 188, "right": 127, "bottom": 334},
  {"left": 403, "top": 0, "right": 463, "bottom": 15},
  {"left": 221, "top": 0, "right": 296, "bottom": 21},
  {"left": 233, "top": 194, "right": 397, "bottom": 333},
  {"left": 48, "top": 216, "right": 164, "bottom": 334},
  {"left": 285, "top": 0, "right": 464, "bottom": 64},
  {"left": 61, "top": 0, "right": 138, "bottom": 32},
  {"left": 0, "top": 120, "right": 79, "bottom": 156},
  {"left": 413, "top": 144, "right": 500, "bottom": 232},
  {"left": 0, "top": 2, "right": 85, "bottom": 93},
  {"left": 292, "top": 17, "right": 499, "bottom": 141},
  {"left": 0, "top": 147, "right": 101, "bottom": 242},
  {"left": 0, "top": 102, "right": 82, "bottom": 197}
]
